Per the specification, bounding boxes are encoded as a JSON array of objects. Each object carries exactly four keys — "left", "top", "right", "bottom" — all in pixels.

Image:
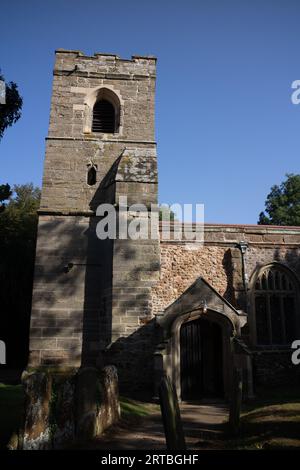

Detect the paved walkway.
[
  {"left": 93, "top": 401, "right": 229, "bottom": 450},
  {"left": 181, "top": 401, "right": 229, "bottom": 449}
]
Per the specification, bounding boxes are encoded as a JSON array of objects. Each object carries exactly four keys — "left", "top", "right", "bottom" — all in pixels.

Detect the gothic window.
[
  {"left": 254, "top": 265, "right": 298, "bottom": 346},
  {"left": 92, "top": 99, "right": 116, "bottom": 133}
]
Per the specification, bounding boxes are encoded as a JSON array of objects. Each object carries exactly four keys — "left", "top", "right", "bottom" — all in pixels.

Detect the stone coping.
[
  {"left": 160, "top": 221, "right": 300, "bottom": 234},
  {"left": 159, "top": 222, "right": 300, "bottom": 245},
  {"left": 55, "top": 49, "right": 157, "bottom": 62}
]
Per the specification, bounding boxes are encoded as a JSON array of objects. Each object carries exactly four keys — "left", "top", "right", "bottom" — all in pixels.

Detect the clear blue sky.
[{"left": 1, "top": 0, "right": 299, "bottom": 223}]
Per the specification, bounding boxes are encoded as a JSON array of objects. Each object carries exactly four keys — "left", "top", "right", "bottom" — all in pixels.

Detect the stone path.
[
  {"left": 93, "top": 401, "right": 229, "bottom": 450},
  {"left": 181, "top": 401, "right": 229, "bottom": 449}
]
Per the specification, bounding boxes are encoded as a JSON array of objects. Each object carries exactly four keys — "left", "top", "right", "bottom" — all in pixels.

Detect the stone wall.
[
  {"left": 152, "top": 243, "right": 230, "bottom": 315},
  {"left": 152, "top": 223, "right": 300, "bottom": 314},
  {"left": 51, "top": 50, "right": 156, "bottom": 141},
  {"left": 29, "top": 215, "right": 112, "bottom": 367}
]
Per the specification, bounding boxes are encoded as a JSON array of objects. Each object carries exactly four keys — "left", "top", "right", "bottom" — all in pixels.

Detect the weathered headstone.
[
  {"left": 51, "top": 374, "right": 76, "bottom": 448},
  {"left": 12, "top": 365, "right": 120, "bottom": 449},
  {"left": 22, "top": 370, "right": 52, "bottom": 449},
  {"left": 229, "top": 367, "right": 243, "bottom": 435},
  {"left": 95, "top": 365, "right": 120, "bottom": 435},
  {"left": 75, "top": 365, "right": 120, "bottom": 440},
  {"left": 75, "top": 367, "right": 99, "bottom": 439},
  {"left": 159, "top": 375, "right": 186, "bottom": 450}
]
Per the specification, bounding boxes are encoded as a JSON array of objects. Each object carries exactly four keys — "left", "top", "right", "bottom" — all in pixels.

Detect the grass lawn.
[
  {"left": 0, "top": 383, "right": 24, "bottom": 449},
  {"left": 226, "top": 387, "right": 300, "bottom": 449},
  {"left": 120, "top": 396, "right": 158, "bottom": 421}
]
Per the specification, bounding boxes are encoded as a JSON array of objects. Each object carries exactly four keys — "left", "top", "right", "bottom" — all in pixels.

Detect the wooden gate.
[{"left": 180, "top": 318, "right": 223, "bottom": 400}]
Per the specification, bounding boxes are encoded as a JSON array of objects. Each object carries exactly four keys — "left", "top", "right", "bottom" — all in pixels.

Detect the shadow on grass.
[
  {"left": 245, "top": 385, "right": 300, "bottom": 410},
  {"left": 225, "top": 386, "right": 300, "bottom": 449}
]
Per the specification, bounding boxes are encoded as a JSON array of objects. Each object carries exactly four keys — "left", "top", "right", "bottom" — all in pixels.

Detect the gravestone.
[
  {"left": 229, "top": 367, "right": 243, "bottom": 435},
  {"left": 159, "top": 375, "right": 186, "bottom": 450}
]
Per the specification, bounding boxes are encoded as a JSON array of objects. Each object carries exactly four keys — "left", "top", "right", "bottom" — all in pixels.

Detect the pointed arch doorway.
[
  {"left": 180, "top": 317, "right": 223, "bottom": 400},
  {"left": 155, "top": 277, "right": 249, "bottom": 401}
]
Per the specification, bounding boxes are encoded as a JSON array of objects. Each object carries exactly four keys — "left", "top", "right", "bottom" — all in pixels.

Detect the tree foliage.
[
  {"left": 0, "top": 70, "right": 23, "bottom": 140},
  {"left": 0, "top": 184, "right": 12, "bottom": 213},
  {"left": 159, "top": 205, "right": 176, "bottom": 221},
  {"left": 258, "top": 174, "right": 300, "bottom": 226},
  {"left": 0, "top": 184, "right": 40, "bottom": 368}
]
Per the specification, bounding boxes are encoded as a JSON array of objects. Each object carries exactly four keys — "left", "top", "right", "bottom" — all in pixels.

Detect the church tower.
[{"left": 29, "top": 50, "right": 160, "bottom": 391}]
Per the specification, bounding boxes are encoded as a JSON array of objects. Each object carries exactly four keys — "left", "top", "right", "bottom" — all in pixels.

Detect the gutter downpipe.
[{"left": 237, "top": 241, "right": 254, "bottom": 399}]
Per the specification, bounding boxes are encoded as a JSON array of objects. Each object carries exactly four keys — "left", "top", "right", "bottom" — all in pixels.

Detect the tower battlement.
[{"left": 53, "top": 50, "right": 156, "bottom": 82}]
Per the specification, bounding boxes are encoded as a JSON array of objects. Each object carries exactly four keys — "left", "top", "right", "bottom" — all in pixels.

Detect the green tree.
[
  {"left": 258, "top": 174, "right": 300, "bottom": 226},
  {"left": 0, "top": 70, "right": 23, "bottom": 140},
  {"left": 0, "top": 183, "right": 12, "bottom": 213},
  {"left": 0, "top": 184, "right": 40, "bottom": 368},
  {"left": 159, "top": 205, "right": 177, "bottom": 221}
]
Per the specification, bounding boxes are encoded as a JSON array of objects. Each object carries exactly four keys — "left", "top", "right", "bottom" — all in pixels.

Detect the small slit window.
[
  {"left": 92, "top": 99, "right": 115, "bottom": 133},
  {"left": 87, "top": 165, "right": 97, "bottom": 186}
]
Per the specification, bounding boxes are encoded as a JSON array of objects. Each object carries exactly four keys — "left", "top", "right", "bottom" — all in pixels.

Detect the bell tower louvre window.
[{"left": 92, "top": 99, "right": 116, "bottom": 133}]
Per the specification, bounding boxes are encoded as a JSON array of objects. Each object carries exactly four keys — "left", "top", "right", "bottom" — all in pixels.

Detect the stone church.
[{"left": 29, "top": 49, "right": 300, "bottom": 401}]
